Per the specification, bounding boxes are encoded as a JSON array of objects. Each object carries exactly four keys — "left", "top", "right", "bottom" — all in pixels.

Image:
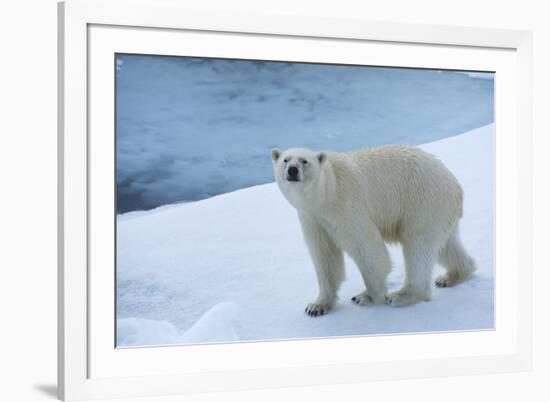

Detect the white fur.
[{"left": 271, "top": 145, "right": 476, "bottom": 317}]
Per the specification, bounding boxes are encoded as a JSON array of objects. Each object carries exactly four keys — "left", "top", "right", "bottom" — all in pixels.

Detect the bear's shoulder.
[{"left": 346, "top": 144, "right": 435, "bottom": 164}]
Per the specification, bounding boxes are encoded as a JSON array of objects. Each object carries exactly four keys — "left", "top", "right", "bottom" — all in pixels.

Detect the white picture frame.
[{"left": 58, "top": 0, "right": 533, "bottom": 400}]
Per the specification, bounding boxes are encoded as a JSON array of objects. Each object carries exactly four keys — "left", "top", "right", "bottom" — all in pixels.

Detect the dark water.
[{"left": 116, "top": 55, "right": 494, "bottom": 213}]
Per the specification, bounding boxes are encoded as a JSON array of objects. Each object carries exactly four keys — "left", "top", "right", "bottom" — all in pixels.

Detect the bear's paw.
[
  {"left": 386, "top": 288, "right": 429, "bottom": 307},
  {"left": 305, "top": 303, "right": 331, "bottom": 317},
  {"left": 351, "top": 292, "right": 375, "bottom": 305}
]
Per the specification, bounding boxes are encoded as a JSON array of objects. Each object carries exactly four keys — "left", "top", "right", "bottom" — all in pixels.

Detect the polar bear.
[{"left": 271, "top": 145, "right": 476, "bottom": 317}]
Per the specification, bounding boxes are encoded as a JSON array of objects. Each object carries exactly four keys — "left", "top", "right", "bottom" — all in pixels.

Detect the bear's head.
[{"left": 271, "top": 147, "right": 327, "bottom": 210}]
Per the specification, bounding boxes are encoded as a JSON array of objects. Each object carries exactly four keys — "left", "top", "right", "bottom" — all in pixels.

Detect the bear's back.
[{"left": 326, "top": 145, "right": 463, "bottom": 240}]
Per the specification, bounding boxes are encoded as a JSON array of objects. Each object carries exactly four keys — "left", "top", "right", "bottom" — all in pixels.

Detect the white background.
[{"left": 0, "top": 0, "right": 547, "bottom": 401}]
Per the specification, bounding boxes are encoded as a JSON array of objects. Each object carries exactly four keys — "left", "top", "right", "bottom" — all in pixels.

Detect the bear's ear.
[
  {"left": 317, "top": 152, "right": 327, "bottom": 164},
  {"left": 271, "top": 148, "right": 282, "bottom": 162}
]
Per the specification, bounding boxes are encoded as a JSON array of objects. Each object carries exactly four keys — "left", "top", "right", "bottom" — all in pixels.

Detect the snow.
[
  {"left": 117, "top": 124, "right": 494, "bottom": 347},
  {"left": 117, "top": 302, "right": 240, "bottom": 346},
  {"left": 116, "top": 55, "right": 494, "bottom": 213},
  {"left": 461, "top": 72, "right": 494, "bottom": 80}
]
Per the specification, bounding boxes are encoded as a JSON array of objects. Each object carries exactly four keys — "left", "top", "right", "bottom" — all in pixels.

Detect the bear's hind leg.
[
  {"left": 435, "top": 227, "right": 477, "bottom": 288},
  {"left": 386, "top": 237, "right": 437, "bottom": 307}
]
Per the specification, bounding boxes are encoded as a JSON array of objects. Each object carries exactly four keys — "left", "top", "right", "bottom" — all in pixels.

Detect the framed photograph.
[{"left": 58, "top": 0, "right": 533, "bottom": 400}]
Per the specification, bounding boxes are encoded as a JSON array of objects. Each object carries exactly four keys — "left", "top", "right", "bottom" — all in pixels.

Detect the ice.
[
  {"left": 118, "top": 302, "right": 240, "bottom": 347},
  {"left": 116, "top": 124, "right": 494, "bottom": 347}
]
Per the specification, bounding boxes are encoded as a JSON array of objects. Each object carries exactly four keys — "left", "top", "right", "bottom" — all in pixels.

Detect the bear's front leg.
[
  {"left": 299, "top": 213, "right": 345, "bottom": 317},
  {"left": 348, "top": 222, "right": 391, "bottom": 306}
]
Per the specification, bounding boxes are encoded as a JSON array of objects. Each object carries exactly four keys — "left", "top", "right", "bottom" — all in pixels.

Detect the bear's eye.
[
  {"left": 302, "top": 160, "right": 308, "bottom": 165},
  {"left": 283, "top": 158, "right": 289, "bottom": 163}
]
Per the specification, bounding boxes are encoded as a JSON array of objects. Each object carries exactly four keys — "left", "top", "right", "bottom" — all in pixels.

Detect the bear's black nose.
[{"left": 288, "top": 166, "right": 299, "bottom": 178}]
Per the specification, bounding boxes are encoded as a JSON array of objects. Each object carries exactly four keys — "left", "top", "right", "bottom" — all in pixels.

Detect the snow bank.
[
  {"left": 117, "top": 124, "right": 494, "bottom": 347},
  {"left": 118, "top": 302, "right": 240, "bottom": 347}
]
